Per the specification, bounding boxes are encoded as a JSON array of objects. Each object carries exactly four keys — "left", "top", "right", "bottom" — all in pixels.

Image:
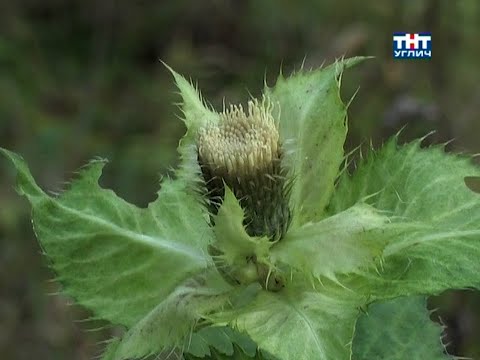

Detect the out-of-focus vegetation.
[{"left": 0, "top": 1, "right": 479, "bottom": 359}]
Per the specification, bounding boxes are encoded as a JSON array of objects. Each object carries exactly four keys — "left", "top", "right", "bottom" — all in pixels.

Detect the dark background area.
[{"left": 0, "top": 1, "right": 479, "bottom": 359}]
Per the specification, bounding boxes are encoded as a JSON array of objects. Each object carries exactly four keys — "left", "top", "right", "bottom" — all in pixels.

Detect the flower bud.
[{"left": 198, "top": 98, "right": 291, "bottom": 241}]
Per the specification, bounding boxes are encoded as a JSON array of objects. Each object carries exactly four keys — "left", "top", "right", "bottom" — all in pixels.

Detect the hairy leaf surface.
[
  {"left": 353, "top": 296, "right": 452, "bottom": 360},
  {"left": 266, "top": 57, "right": 366, "bottom": 225},
  {"left": 330, "top": 139, "right": 480, "bottom": 298},
  {"left": 102, "top": 272, "right": 231, "bottom": 360},
  {"left": 212, "top": 188, "right": 271, "bottom": 269},
  {"left": 271, "top": 203, "right": 387, "bottom": 280},
  {"left": 213, "top": 285, "right": 363, "bottom": 360},
  {"left": 165, "top": 65, "right": 219, "bottom": 191},
  {"left": 0, "top": 148, "right": 215, "bottom": 327}
]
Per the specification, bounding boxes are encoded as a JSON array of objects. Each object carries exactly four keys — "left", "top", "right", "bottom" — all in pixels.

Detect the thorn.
[
  {"left": 346, "top": 86, "right": 361, "bottom": 109},
  {"left": 300, "top": 55, "right": 307, "bottom": 71}
]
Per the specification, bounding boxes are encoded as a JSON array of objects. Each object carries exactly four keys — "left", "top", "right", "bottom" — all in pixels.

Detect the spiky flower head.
[
  {"left": 198, "top": 99, "right": 279, "bottom": 178},
  {"left": 198, "top": 98, "right": 291, "bottom": 241}
]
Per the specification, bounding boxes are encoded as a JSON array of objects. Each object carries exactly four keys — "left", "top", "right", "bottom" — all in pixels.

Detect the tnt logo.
[{"left": 393, "top": 32, "right": 431, "bottom": 59}]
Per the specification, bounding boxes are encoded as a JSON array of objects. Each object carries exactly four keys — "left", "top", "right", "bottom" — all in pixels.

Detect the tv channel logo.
[{"left": 393, "top": 32, "right": 431, "bottom": 59}]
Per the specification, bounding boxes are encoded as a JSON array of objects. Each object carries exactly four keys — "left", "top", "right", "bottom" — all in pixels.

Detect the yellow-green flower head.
[
  {"left": 198, "top": 99, "right": 279, "bottom": 178},
  {"left": 197, "top": 98, "right": 291, "bottom": 241}
]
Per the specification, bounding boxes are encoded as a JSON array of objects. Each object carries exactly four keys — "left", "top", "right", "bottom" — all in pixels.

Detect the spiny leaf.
[
  {"left": 102, "top": 271, "right": 232, "bottom": 360},
  {"left": 164, "top": 62, "right": 218, "bottom": 134},
  {"left": 266, "top": 57, "right": 368, "bottom": 226},
  {"left": 270, "top": 203, "right": 388, "bottom": 281},
  {"left": 212, "top": 284, "right": 364, "bottom": 360},
  {"left": 212, "top": 187, "right": 271, "bottom": 267},
  {"left": 164, "top": 64, "right": 219, "bottom": 193},
  {"left": 330, "top": 138, "right": 480, "bottom": 298},
  {"left": 0, "top": 148, "right": 215, "bottom": 328},
  {"left": 353, "top": 296, "right": 452, "bottom": 360}
]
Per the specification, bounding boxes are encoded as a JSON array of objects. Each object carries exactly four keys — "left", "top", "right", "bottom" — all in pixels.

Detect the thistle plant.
[{"left": 2, "top": 57, "right": 480, "bottom": 360}]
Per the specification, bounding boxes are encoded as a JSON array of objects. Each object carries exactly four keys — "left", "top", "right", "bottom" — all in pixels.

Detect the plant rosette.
[{"left": 2, "top": 57, "right": 479, "bottom": 360}]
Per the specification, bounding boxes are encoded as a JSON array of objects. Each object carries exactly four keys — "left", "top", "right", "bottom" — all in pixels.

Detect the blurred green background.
[{"left": 0, "top": 1, "right": 479, "bottom": 359}]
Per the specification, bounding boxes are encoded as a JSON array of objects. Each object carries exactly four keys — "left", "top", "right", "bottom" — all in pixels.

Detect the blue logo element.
[{"left": 393, "top": 32, "right": 431, "bottom": 59}]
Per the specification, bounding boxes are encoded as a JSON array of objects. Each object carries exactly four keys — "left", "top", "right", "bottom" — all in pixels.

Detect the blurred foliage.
[{"left": 0, "top": 0, "right": 479, "bottom": 359}]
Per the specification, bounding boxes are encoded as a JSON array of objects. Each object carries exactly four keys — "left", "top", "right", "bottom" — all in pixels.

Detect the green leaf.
[
  {"left": 353, "top": 296, "right": 452, "bottom": 360},
  {"left": 164, "top": 63, "right": 219, "bottom": 134},
  {"left": 187, "top": 326, "right": 258, "bottom": 358},
  {"left": 330, "top": 138, "right": 480, "bottom": 298},
  {"left": 212, "top": 187, "right": 271, "bottom": 278},
  {"left": 0, "top": 148, "right": 215, "bottom": 327},
  {"left": 266, "top": 57, "right": 367, "bottom": 226},
  {"left": 213, "top": 285, "right": 364, "bottom": 360},
  {"left": 102, "top": 272, "right": 231, "bottom": 360},
  {"left": 270, "top": 203, "right": 388, "bottom": 281},
  {"left": 164, "top": 64, "right": 219, "bottom": 191},
  {"left": 188, "top": 327, "right": 234, "bottom": 358}
]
